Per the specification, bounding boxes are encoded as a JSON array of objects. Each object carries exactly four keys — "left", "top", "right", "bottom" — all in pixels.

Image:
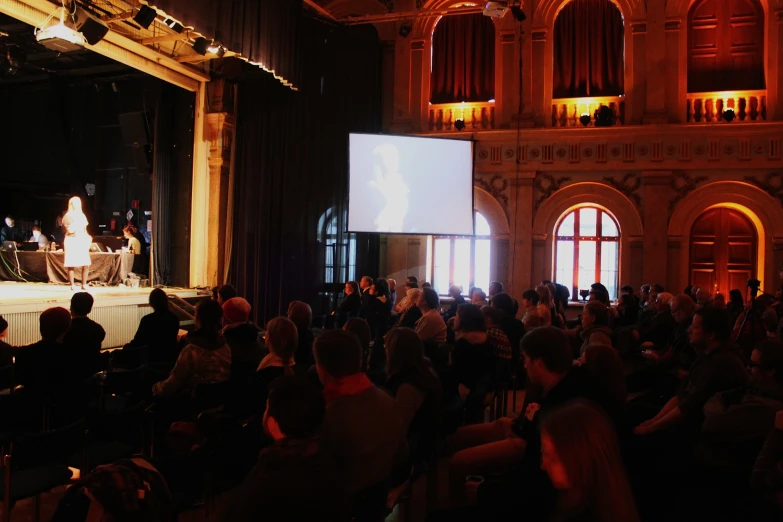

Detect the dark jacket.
[
  {"left": 295, "top": 327, "right": 315, "bottom": 370},
  {"left": 0, "top": 225, "right": 22, "bottom": 244},
  {"left": 386, "top": 366, "right": 443, "bottom": 464},
  {"left": 366, "top": 295, "right": 391, "bottom": 340},
  {"left": 336, "top": 292, "right": 361, "bottom": 324},
  {"left": 222, "top": 322, "right": 265, "bottom": 383},
  {"left": 639, "top": 311, "right": 677, "bottom": 351},
  {"left": 359, "top": 288, "right": 373, "bottom": 317},
  {"left": 445, "top": 295, "right": 466, "bottom": 319},
  {"left": 126, "top": 310, "right": 180, "bottom": 363},
  {"left": 677, "top": 344, "right": 747, "bottom": 420},
  {"left": 453, "top": 333, "right": 496, "bottom": 391},
  {"left": 660, "top": 318, "right": 695, "bottom": 371},
  {"left": 63, "top": 316, "right": 105, "bottom": 379},
  {"left": 0, "top": 340, "right": 15, "bottom": 367},
  {"left": 398, "top": 305, "right": 423, "bottom": 329},
  {"left": 211, "top": 438, "right": 349, "bottom": 522},
  {"left": 15, "top": 339, "right": 69, "bottom": 396},
  {"left": 499, "top": 316, "right": 525, "bottom": 364}
]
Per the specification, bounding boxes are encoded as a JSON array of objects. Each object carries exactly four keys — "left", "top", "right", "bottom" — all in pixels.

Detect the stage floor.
[{"left": 0, "top": 282, "right": 206, "bottom": 347}]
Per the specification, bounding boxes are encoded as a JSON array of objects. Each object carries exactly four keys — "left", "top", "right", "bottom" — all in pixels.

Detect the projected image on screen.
[{"left": 349, "top": 134, "right": 474, "bottom": 236}]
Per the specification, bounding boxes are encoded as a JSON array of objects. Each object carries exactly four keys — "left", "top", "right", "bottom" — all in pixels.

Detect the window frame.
[
  {"left": 318, "top": 208, "right": 357, "bottom": 286},
  {"left": 555, "top": 206, "right": 620, "bottom": 301},
  {"left": 430, "top": 211, "right": 491, "bottom": 297}
]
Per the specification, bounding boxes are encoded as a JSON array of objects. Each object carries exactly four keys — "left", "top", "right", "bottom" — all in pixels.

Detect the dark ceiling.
[{"left": 0, "top": 12, "right": 137, "bottom": 86}]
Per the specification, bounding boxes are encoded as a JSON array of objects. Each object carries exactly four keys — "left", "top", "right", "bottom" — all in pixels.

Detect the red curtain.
[
  {"left": 430, "top": 14, "right": 495, "bottom": 104},
  {"left": 147, "top": 0, "right": 301, "bottom": 89},
  {"left": 553, "top": 0, "right": 625, "bottom": 98}
]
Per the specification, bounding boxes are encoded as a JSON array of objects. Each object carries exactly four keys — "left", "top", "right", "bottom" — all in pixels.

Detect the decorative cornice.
[
  {"left": 474, "top": 174, "right": 510, "bottom": 221},
  {"left": 534, "top": 174, "right": 571, "bottom": 211},
  {"left": 669, "top": 172, "right": 708, "bottom": 214},
  {"left": 603, "top": 173, "right": 642, "bottom": 208},
  {"left": 744, "top": 173, "right": 783, "bottom": 207}
]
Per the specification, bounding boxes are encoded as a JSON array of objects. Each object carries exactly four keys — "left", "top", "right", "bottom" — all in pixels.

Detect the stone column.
[
  {"left": 390, "top": 35, "right": 413, "bottom": 133},
  {"left": 629, "top": 23, "right": 648, "bottom": 125},
  {"left": 644, "top": 1, "right": 667, "bottom": 123},
  {"left": 664, "top": 18, "right": 686, "bottom": 124},
  {"left": 509, "top": 171, "right": 536, "bottom": 300},
  {"left": 381, "top": 40, "right": 396, "bottom": 131},
  {"left": 531, "top": 30, "right": 547, "bottom": 127},
  {"left": 497, "top": 28, "right": 516, "bottom": 128},
  {"left": 641, "top": 171, "right": 672, "bottom": 288}
]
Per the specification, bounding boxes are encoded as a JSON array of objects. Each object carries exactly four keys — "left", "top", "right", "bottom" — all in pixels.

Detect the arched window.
[
  {"left": 317, "top": 208, "right": 356, "bottom": 285},
  {"left": 688, "top": 0, "right": 764, "bottom": 93},
  {"left": 553, "top": 0, "right": 625, "bottom": 98},
  {"left": 430, "top": 12, "right": 495, "bottom": 103},
  {"left": 554, "top": 207, "right": 619, "bottom": 300},
  {"left": 432, "top": 211, "right": 490, "bottom": 296}
]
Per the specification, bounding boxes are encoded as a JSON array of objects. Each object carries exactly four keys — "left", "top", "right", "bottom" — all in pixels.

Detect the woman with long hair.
[
  {"left": 62, "top": 196, "right": 92, "bottom": 290},
  {"left": 541, "top": 400, "right": 640, "bottom": 522},
  {"left": 536, "top": 285, "right": 555, "bottom": 327}
]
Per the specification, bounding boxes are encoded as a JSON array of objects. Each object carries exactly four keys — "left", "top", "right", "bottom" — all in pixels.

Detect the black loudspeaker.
[
  {"left": 69, "top": 7, "right": 109, "bottom": 45},
  {"left": 118, "top": 112, "right": 150, "bottom": 147}
]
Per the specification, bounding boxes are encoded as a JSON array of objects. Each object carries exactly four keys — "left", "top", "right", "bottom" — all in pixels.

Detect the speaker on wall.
[{"left": 69, "top": 7, "right": 109, "bottom": 45}]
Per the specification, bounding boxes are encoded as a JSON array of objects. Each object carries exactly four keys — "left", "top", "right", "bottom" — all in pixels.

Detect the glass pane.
[
  {"left": 600, "top": 241, "right": 619, "bottom": 300},
  {"left": 602, "top": 212, "right": 619, "bottom": 237},
  {"left": 474, "top": 239, "right": 490, "bottom": 294},
  {"left": 348, "top": 238, "right": 357, "bottom": 282},
  {"left": 433, "top": 239, "right": 451, "bottom": 296},
  {"left": 327, "top": 216, "right": 337, "bottom": 235},
  {"left": 579, "top": 208, "right": 597, "bottom": 237},
  {"left": 475, "top": 212, "right": 491, "bottom": 236},
  {"left": 577, "top": 240, "right": 596, "bottom": 295},
  {"left": 557, "top": 211, "right": 575, "bottom": 237},
  {"left": 453, "top": 239, "right": 471, "bottom": 297},
  {"left": 555, "top": 240, "right": 574, "bottom": 299}
]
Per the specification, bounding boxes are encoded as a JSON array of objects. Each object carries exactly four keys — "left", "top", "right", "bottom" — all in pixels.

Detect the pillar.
[
  {"left": 644, "top": 1, "right": 668, "bottom": 123},
  {"left": 629, "top": 23, "right": 647, "bottom": 125},
  {"left": 189, "top": 81, "right": 209, "bottom": 288},
  {"left": 664, "top": 18, "right": 686, "bottom": 123},
  {"left": 641, "top": 171, "right": 673, "bottom": 288},
  {"left": 497, "top": 27, "right": 516, "bottom": 128},
  {"left": 531, "top": 30, "right": 547, "bottom": 127},
  {"left": 390, "top": 34, "right": 413, "bottom": 133},
  {"left": 509, "top": 171, "right": 536, "bottom": 300}
]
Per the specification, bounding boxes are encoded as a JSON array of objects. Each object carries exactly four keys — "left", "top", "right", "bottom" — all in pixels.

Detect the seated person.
[
  {"left": 222, "top": 297, "right": 264, "bottom": 382},
  {"left": 28, "top": 225, "right": 50, "bottom": 250},
  {"left": 481, "top": 306, "right": 512, "bottom": 370},
  {"left": 16, "top": 307, "right": 72, "bottom": 396},
  {"left": 125, "top": 288, "right": 180, "bottom": 363},
  {"left": 443, "top": 285, "right": 466, "bottom": 320},
  {"left": 520, "top": 289, "right": 543, "bottom": 330},
  {"left": 152, "top": 300, "right": 231, "bottom": 398},
  {"left": 574, "top": 301, "right": 613, "bottom": 356},
  {"left": 123, "top": 226, "right": 142, "bottom": 254},
  {"left": 0, "top": 215, "right": 22, "bottom": 245},
  {"left": 250, "top": 317, "right": 301, "bottom": 410},
  {"left": 414, "top": 288, "right": 447, "bottom": 344},
  {"left": 636, "top": 292, "right": 677, "bottom": 352},
  {"left": 452, "top": 304, "right": 495, "bottom": 425},
  {"left": 63, "top": 292, "right": 106, "bottom": 380},
  {"left": 212, "top": 376, "right": 349, "bottom": 522},
  {"left": 288, "top": 301, "right": 315, "bottom": 369},
  {"left": 394, "top": 276, "right": 419, "bottom": 314},
  {"left": 217, "top": 284, "right": 237, "bottom": 305},
  {"left": 314, "top": 329, "right": 408, "bottom": 495},
  {"left": 396, "top": 288, "right": 422, "bottom": 329}
]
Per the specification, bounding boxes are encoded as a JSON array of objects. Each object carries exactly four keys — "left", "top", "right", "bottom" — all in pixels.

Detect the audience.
[
  {"left": 222, "top": 297, "right": 264, "bottom": 382},
  {"left": 0, "top": 315, "right": 14, "bottom": 367},
  {"left": 15, "top": 307, "right": 71, "bottom": 396},
  {"left": 535, "top": 284, "right": 555, "bottom": 327},
  {"left": 314, "top": 329, "right": 408, "bottom": 495},
  {"left": 152, "top": 300, "right": 231, "bottom": 398},
  {"left": 63, "top": 292, "right": 106, "bottom": 379},
  {"left": 444, "top": 285, "right": 466, "bottom": 320},
  {"left": 125, "top": 288, "right": 180, "bottom": 363},
  {"left": 415, "top": 288, "right": 447, "bottom": 344},
  {"left": 213, "top": 376, "right": 349, "bottom": 522},
  {"left": 487, "top": 281, "right": 503, "bottom": 302},
  {"left": 481, "top": 306, "right": 512, "bottom": 370},
  {"left": 520, "top": 288, "right": 544, "bottom": 329},
  {"left": 452, "top": 304, "right": 495, "bottom": 424},
  {"left": 394, "top": 276, "right": 419, "bottom": 314},
  {"left": 251, "top": 317, "right": 300, "bottom": 408},
  {"left": 217, "top": 284, "right": 237, "bottom": 305},
  {"left": 470, "top": 289, "right": 487, "bottom": 307},
  {"left": 576, "top": 301, "right": 612, "bottom": 356},
  {"left": 287, "top": 301, "right": 315, "bottom": 369},
  {"left": 359, "top": 275, "right": 374, "bottom": 316},
  {"left": 397, "top": 288, "right": 423, "bottom": 329},
  {"left": 334, "top": 281, "right": 361, "bottom": 326},
  {"left": 366, "top": 278, "right": 392, "bottom": 341}
]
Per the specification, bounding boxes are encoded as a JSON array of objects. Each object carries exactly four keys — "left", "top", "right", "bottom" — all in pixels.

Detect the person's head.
[
  {"left": 0, "top": 315, "right": 7, "bottom": 340},
  {"left": 670, "top": 294, "right": 696, "bottom": 325},
  {"left": 749, "top": 340, "right": 783, "bottom": 386},
  {"left": 55, "top": 212, "right": 64, "bottom": 227},
  {"left": 40, "top": 307, "right": 71, "bottom": 342},
  {"left": 620, "top": 285, "right": 634, "bottom": 296},
  {"left": 656, "top": 292, "right": 674, "bottom": 312},
  {"left": 421, "top": 282, "right": 432, "bottom": 289},
  {"left": 541, "top": 401, "right": 638, "bottom": 521},
  {"left": 148, "top": 288, "right": 169, "bottom": 313},
  {"left": 360, "top": 276, "right": 374, "bottom": 290},
  {"left": 640, "top": 284, "right": 651, "bottom": 301},
  {"left": 343, "top": 318, "right": 371, "bottom": 359},
  {"left": 581, "top": 301, "right": 608, "bottom": 329},
  {"left": 122, "top": 226, "right": 133, "bottom": 239},
  {"left": 696, "top": 289, "right": 712, "bottom": 307},
  {"left": 454, "top": 303, "right": 486, "bottom": 332},
  {"left": 388, "top": 279, "right": 396, "bottom": 293},
  {"left": 4, "top": 216, "right": 13, "bottom": 228},
  {"left": 223, "top": 297, "right": 252, "bottom": 326},
  {"left": 471, "top": 289, "right": 487, "bottom": 305},
  {"left": 729, "top": 289, "right": 744, "bottom": 307},
  {"left": 521, "top": 327, "right": 573, "bottom": 387},
  {"left": 263, "top": 376, "right": 325, "bottom": 441},
  {"left": 448, "top": 285, "right": 463, "bottom": 298},
  {"left": 32, "top": 225, "right": 41, "bottom": 240},
  {"left": 373, "top": 278, "right": 390, "bottom": 299},
  {"left": 407, "top": 288, "right": 422, "bottom": 305},
  {"left": 713, "top": 293, "right": 726, "bottom": 308},
  {"left": 481, "top": 305, "right": 505, "bottom": 329},
  {"left": 417, "top": 288, "right": 439, "bottom": 312},
  {"left": 385, "top": 327, "right": 426, "bottom": 378},
  {"left": 313, "top": 329, "right": 363, "bottom": 384},
  {"left": 195, "top": 299, "right": 223, "bottom": 331},
  {"left": 405, "top": 276, "right": 419, "bottom": 290},
  {"left": 588, "top": 287, "right": 610, "bottom": 305},
  {"left": 68, "top": 196, "right": 83, "bottom": 213},
  {"left": 70, "top": 292, "right": 94, "bottom": 317},
  {"left": 491, "top": 293, "right": 514, "bottom": 318},
  {"left": 689, "top": 307, "right": 732, "bottom": 352},
  {"left": 652, "top": 283, "right": 665, "bottom": 294},
  {"left": 265, "top": 317, "right": 298, "bottom": 370},
  {"left": 522, "top": 289, "right": 540, "bottom": 309},
  {"left": 345, "top": 281, "right": 359, "bottom": 296},
  {"left": 488, "top": 281, "right": 504, "bottom": 297},
  {"left": 217, "top": 284, "right": 237, "bottom": 305},
  {"left": 617, "top": 294, "right": 637, "bottom": 315},
  {"left": 287, "top": 301, "right": 312, "bottom": 330},
  {"left": 536, "top": 285, "right": 553, "bottom": 307}
]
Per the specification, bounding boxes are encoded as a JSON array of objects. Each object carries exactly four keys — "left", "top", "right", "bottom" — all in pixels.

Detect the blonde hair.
[
  {"left": 68, "top": 196, "right": 83, "bottom": 213},
  {"left": 536, "top": 285, "right": 554, "bottom": 308},
  {"left": 265, "top": 316, "right": 298, "bottom": 375}
]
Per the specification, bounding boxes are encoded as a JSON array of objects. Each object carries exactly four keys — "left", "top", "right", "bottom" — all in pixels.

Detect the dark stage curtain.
[
  {"left": 553, "top": 0, "right": 625, "bottom": 98},
  {"left": 430, "top": 14, "right": 495, "bottom": 104},
  {"left": 229, "top": 19, "right": 382, "bottom": 324},
  {"left": 148, "top": 0, "right": 301, "bottom": 89},
  {"left": 152, "top": 84, "right": 176, "bottom": 286}
]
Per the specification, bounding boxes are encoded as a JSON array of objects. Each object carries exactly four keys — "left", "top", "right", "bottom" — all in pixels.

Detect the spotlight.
[
  {"left": 164, "top": 18, "right": 184, "bottom": 33},
  {"left": 133, "top": 5, "right": 157, "bottom": 30},
  {"left": 207, "top": 42, "right": 226, "bottom": 58},
  {"left": 723, "top": 108, "right": 736, "bottom": 123},
  {"left": 455, "top": 118, "right": 466, "bottom": 131},
  {"left": 192, "top": 37, "right": 209, "bottom": 55},
  {"left": 398, "top": 23, "right": 411, "bottom": 38},
  {"left": 594, "top": 105, "right": 615, "bottom": 127},
  {"left": 579, "top": 113, "right": 591, "bottom": 127},
  {"left": 511, "top": 6, "right": 526, "bottom": 21}
]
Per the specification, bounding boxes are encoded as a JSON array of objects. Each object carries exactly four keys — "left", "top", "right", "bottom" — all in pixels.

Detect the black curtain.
[
  {"left": 230, "top": 18, "right": 382, "bottom": 324},
  {"left": 152, "top": 84, "right": 175, "bottom": 286},
  {"left": 148, "top": 0, "right": 301, "bottom": 89}
]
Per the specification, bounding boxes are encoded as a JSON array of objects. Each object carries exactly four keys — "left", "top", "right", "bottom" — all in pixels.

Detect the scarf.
[{"left": 322, "top": 373, "right": 373, "bottom": 404}]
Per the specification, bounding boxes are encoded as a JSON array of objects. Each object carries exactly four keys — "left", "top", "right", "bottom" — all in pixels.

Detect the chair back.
[{"left": 13, "top": 418, "right": 86, "bottom": 469}]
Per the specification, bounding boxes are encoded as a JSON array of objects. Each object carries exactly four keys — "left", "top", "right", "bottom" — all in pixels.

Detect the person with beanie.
[{"left": 222, "top": 297, "right": 265, "bottom": 383}]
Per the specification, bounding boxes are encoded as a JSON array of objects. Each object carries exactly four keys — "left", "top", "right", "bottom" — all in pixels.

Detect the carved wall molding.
[
  {"left": 474, "top": 174, "right": 510, "bottom": 220},
  {"left": 603, "top": 173, "right": 642, "bottom": 208},
  {"left": 669, "top": 172, "right": 708, "bottom": 214},
  {"left": 534, "top": 173, "right": 572, "bottom": 211},
  {"left": 744, "top": 173, "right": 783, "bottom": 207}
]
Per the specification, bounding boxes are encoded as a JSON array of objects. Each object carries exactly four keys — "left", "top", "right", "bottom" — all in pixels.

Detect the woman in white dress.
[{"left": 63, "top": 196, "right": 92, "bottom": 290}]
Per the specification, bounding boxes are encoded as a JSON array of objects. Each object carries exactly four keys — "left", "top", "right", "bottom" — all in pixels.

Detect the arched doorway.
[{"left": 689, "top": 207, "right": 757, "bottom": 295}]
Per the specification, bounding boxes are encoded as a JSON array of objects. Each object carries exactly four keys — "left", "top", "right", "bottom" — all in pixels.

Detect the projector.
[
  {"left": 36, "top": 23, "right": 86, "bottom": 52},
  {"left": 483, "top": 1, "right": 509, "bottom": 18}
]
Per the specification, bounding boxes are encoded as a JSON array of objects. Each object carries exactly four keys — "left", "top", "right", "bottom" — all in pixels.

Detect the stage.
[{"left": 0, "top": 282, "right": 205, "bottom": 348}]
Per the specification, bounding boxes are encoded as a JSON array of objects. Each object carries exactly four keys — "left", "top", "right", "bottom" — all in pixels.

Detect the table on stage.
[{"left": 0, "top": 251, "right": 135, "bottom": 285}]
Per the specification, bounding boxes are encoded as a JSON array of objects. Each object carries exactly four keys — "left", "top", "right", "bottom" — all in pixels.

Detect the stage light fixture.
[
  {"left": 399, "top": 23, "right": 411, "bottom": 38},
  {"left": 579, "top": 113, "right": 591, "bottom": 127},
  {"left": 164, "top": 18, "right": 184, "bottom": 33},
  {"left": 723, "top": 108, "right": 736, "bottom": 123},
  {"left": 207, "top": 42, "right": 226, "bottom": 58},
  {"left": 133, "top": 5, "right": 157, "bottom": 30},
  {"left": 193, "top": 37, "right": 209, "bottom": 55},
  {"left": 455, "top": 118, "right": 466, "bottom": 131}
]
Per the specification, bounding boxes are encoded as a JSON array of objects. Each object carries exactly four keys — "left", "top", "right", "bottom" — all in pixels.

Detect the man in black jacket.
[
  {"left": 63, "top": 292, "right": 105, "bottom": 379},
  {"left": 358, "top": 276, "right": 374, "bottom": 318},
  {"left": 334, "top": 281, "right": 361, "bottom": 327}
]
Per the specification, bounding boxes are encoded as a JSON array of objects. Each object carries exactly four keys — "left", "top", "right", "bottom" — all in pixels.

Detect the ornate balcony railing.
[
  {"left": 686, "top": 90, "right": 767, "bottom": 123},
  {"left": 428, "top": 101, "right": 495, "bottom": 132},
  {"left": 551, "top": 96, "right": 625, "bottom": 128}
]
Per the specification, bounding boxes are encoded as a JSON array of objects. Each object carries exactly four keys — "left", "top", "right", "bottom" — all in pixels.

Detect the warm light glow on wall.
[{"left": 704, "top": 202, "right": 765, "bottom": 288}]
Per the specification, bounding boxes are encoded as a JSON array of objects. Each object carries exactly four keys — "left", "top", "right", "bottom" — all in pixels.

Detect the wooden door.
[
  {"left": 690, "top": 208, "right": 757, "bottom": 295},
  {"left": 688, "top": 0, "right": 765, "bottom": 92}
]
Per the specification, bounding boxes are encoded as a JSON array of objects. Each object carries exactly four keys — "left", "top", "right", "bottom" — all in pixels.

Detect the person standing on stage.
[{"left": 63, "top": 197, "right": 92, "bottom": 291}]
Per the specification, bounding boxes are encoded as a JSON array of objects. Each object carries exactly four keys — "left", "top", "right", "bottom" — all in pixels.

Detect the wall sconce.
[
  {"left": 455, "top": 118, "right": 465, "bottom": 131},
  {"left": 579, "top": 113, "right": 591, "bottom": 127},
  {"left": 723, "top": 108, "right": 736, "bottom": 123}
]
